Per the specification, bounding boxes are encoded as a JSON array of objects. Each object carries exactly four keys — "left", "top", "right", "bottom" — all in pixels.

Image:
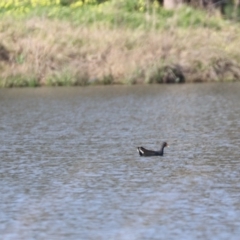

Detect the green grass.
[
  {"left": 0, "top": 75, "right": 40, "bottom": 88},
  {"left": 0, "top": 0, "right": 225, "bottom": 30}
]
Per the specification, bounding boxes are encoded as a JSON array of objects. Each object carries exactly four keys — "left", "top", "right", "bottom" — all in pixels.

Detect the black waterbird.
[{"left": 137, "top": 142, "right": 168, "bottom": 157}]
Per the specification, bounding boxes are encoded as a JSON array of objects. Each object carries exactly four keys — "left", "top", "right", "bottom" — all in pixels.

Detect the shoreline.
[{"left": 1, "top": 4, "right": 240, "bottom": 87}]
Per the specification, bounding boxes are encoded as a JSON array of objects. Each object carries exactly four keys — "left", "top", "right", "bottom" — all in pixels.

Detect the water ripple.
[{"left": 1, "top": 84, "right": 240, "bottom": 239}]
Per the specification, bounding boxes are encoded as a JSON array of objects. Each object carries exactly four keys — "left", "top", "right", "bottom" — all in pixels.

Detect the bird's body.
[{"left": 137, "top": 142, "right": 168, "bottom": 157}]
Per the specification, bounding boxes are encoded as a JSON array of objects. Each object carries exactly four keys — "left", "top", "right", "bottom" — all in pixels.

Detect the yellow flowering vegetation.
[
  {"left": 0, "top": 0, "right": 99, "bottom": 8},
  {"left": 0, "top": 0, "right": 161, "bottom": 15},
  {"left": 0, "top": 0, "right": 60, "bottom": 8},
  {"left": 0, "top": 0, "right": 99, "bottom": 14}
]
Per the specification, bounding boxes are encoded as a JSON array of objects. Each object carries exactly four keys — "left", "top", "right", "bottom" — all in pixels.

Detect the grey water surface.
[{"left": 0, "top": 83, "right": 240, "bottom": 240}]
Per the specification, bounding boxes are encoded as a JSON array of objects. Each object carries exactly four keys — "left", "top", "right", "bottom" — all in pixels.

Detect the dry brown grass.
[{"left": 1, "top": 17, "right": 240, "bottom": 87}]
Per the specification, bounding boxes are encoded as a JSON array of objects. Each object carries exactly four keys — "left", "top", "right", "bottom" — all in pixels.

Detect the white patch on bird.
[{"left": 139, "top": 148, "right": 144, "bottom": 154}]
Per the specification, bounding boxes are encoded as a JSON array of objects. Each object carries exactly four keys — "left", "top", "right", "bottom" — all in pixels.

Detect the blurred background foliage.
[
  {"left": 1, "top": 0, "right": 240, "bottom": 86},
  {"left": 0, "top": 0, "right": 239, "bottom": 21},
  {"left": 1, "top": 0, "right": 238, "bottom": 30}
]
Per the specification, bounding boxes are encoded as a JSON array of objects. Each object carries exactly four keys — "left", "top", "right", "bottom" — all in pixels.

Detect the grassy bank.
[{"left": 1, "top": 0, "right": 240, "bottom": 87}]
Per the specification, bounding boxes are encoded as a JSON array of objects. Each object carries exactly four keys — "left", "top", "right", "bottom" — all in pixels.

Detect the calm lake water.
[{"left": 0, "top": 83, "right": 240, "bottom": 240}]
